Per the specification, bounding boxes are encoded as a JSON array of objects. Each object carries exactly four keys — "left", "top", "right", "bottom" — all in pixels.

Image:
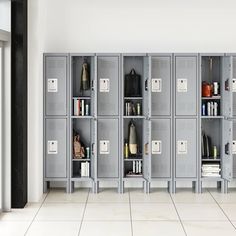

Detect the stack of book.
[
  {"left": 202, "top": 164, "right": 221, "bottom": 177},
  {"left": 81, "top": 162, "right": 90, "bottom": 177},
  {"left": 202, "top": 101, "right": 219, "bottom": 116},
  {"left": 73, "top": 99, "right": 89, "bottom": 116}
]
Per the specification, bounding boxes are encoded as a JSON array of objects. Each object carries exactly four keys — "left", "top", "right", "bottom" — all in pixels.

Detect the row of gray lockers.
[{"left": 43, "top": 53, "right": 236, "bottom": 194}]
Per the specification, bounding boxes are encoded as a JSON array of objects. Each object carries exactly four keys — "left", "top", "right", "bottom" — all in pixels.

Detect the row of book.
[
  {"left": 126, "top": 161, "right": 142, "bottom": 177},
  {"left": 202, "top": 102, "right": 219, "bottom": 116},
  {"left": 73, "top": 99, "right": 90, "bottom": 116},
  {"left": 202, "top": 164, "right": 221, "bottom": 177},
  {"left": 81, "top": 162, "right": 90, "bottom": 177}
]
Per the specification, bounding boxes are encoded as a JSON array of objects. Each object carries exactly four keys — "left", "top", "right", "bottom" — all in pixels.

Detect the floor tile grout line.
[
  {"left": 207, "top": 189, "right": 236, "bottom": 231},
  {"left": 24, "top": 189, "right": 50, "bottom": 236},
  {"left": 77, "top": 188, "right": 90, "bottom": 236},
  {"left": 128, "top": 189, "right": 134, "bottom": 236},
  {"left": 169, "top": 193, "right": 188, "bottom": 236}
]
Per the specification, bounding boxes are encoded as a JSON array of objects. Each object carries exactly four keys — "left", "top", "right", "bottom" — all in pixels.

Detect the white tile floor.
[{"left": 1, "top": 188, "right": 236, "bottom": 236}]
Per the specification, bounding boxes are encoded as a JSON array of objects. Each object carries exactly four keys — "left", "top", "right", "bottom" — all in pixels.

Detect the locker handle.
[
  {"left": 225, "top": 78, "right": 230, "bottom": 91},
  {"left": 145, "top": 79, "right": 148, "bottom": 91},
  {"left": 225, "top": 142, "right": 230, "bottom": 155},
  {"left": 92, "top": 143, "right": 95, "bottom": 155},
  {"left": 91, "top": 80, "right": 94, "bottom": 91}
]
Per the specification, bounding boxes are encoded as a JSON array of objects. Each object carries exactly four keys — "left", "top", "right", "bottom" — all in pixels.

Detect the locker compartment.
[
  {"left": 175, "top": 119, "right": 197, "bottom": 178},
  {"left": 97, "top": 119, "right": 119, "bottom": 178},
  {"left": 71, "top": 56, "right": 94, "bottom": 97},
  {"left": 175, "top": 56, "right": 197, "bottom": 116},
  {"left": 123, "top": 56, "right": 149, "bottom": 117},
  {"left": 151, "top": 56, "right": 171, "bottom": 116},
  {"left": 201, "top": 56, "right": 232, "bottom": 118},
  {"left": 45, "top": 56, "right": 67, "bottom": 116},
  {"left": 123, "top": 118, "right": 143, "bottom": 177},
  {"left": 45, "top": 119, "right": 67, "bottom": 178},
  {"left": 72, "top": 119, "right": 93, "bottom": 178},
  {"left": 97, "top": 56, "right": 119, "bottom": 116},
  {"left": 151, "top": 119, "right": 171, "bottom": 178}
]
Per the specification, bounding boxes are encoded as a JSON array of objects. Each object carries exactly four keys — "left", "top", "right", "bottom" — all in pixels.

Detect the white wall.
[
  {"left": 28, "top": 0, "right": 236, "bottom": 201},
  {"left": 0, "top": 0, "right": 10, "bottom": 32}
]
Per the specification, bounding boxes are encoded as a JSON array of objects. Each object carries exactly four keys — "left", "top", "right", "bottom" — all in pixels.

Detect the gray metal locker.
[
  {"left": 97, "top": 119, "right": 119, "bottom": 178},
  {"left": 97, "top": 56, "right": 119, "bottom": 116},
  {"left": 233, "top": 120, "right": 236, "bottom": 177},
  {"left": 151, "top": 119, "right": 171, "bottom": 178},
  {"left": 45, "top": 56, "right": 67, "bottom": 116},
  {"left": 45, "top": 119, "right": 67, "bottom": 178},
  {"left": 175, "top": 119, "right": 197, "bottom": 178},
  {"left": 222, "top": 119, "right": 233, "bottom": 181},
  {"left": 175, "top": 56, "right": 197, "bottom": 116},
  {"left": 151, "top": 56, "right": 171, "bottom": 116},
  {"left": 233, "top": 57, "right": 236, "bottom": 116}
]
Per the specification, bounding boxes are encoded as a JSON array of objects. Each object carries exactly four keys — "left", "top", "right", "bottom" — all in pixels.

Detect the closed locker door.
[
  {"left": 176, "top": 119, "right": 197, "bottom": 178},
  {"left": 45, "top": 56, "right": 67, "bottom": 116},
  {"left": 233, "top": 120, "right": 236, "bottom": 178},
  {"left": 151, "top": 56, "right": 171, "bottom": 116},
  {"left": 175, "top": 56, "right": 197, "bottom": 116},
  {"left": 45, "top": 119, "right": 67, "bottom": 178},
  {"left": 97, "top": 119, "right": 119, "bottom": 178},
  {"left": 233, "top": 57, "right": 236, "bottom": 116},
  {"left": 97, "top": 56, "right": 119, "bottom": 116},
  {"left": 151, "top": 119, "right": 171, "bottom": 178}
]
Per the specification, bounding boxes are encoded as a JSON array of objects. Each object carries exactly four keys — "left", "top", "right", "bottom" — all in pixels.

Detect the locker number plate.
[
  {"left": 232, "top": 140, "right": 236, "bottom": 154},
  {"left": 48, "top": 78, "right": 58, "bottom": 92},
  {"left": 48, "top": 140, "right": 58, "bottom": 154},
  {"left": 177, "top": 78, "right": 187, "bottom": 92},
  {"left": 100, "top": 140, "right": 110, "bottom": 154},
  {"left": 100, "top": 78, "right": 110, "bottom": 92},
  {"left": 233, "top": 78, "right": 236, "bottom": 92},
  {"left": 177, "top": 140, "right": 187, "bottom": 154},
  {"left": 152, "top": 140, "right": 162, "bottom": 154},
  {"left": 152, "top": 78, "right": 162, "bottom": 92}
]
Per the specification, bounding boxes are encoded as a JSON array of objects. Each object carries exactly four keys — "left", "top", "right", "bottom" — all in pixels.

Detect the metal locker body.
[
  {"left": 45, "top": 119, "right": 67, "bottom": 178},
  {"left": 151, "top": 56, "right": 171, "bottom": 116},
  {"left": 97, "top": 56, "right": 119, "bottom": 116},
  {"left": 97, "top": 119, "right": 119, "bottom": 178},
  {"left": 233, "top": 120, "right": 236, "bottom": 178},
  {"left": 45, "top": 56, "right": 67, "bottom": 116},
  {"left": 151, "top": 119, "right": 171, "bottom": 178},
  {"left": 175, "top": 56, "right": 197, "bottom": 116},
  {"left": 175, "top": 119, "right": 197, "bottom": 178}
]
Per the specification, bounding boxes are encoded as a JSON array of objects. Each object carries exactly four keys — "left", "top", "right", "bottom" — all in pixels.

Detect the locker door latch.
[
  {"left": 47, "top": 78, "right": 58, "bottom": 92},
  {"left": 225, "top": 142, "right": 230, "bottom": 155},
  {"left": 152, "top": 78, "right": 162, "bottom": 92},
  {"left": 100, "top": 140, "right": 110, "bottom": 154},
  {"left": 232, "top": 140, "right": 236, "bottom": 154},
  {"left": 177, "top": 140, "right": 187, "bottom": 154},
  {"left": 47, "top": 140, "right": 58, "bottom": 154},
  {"left": 152, "top": 140, "right": 162, "bottom": 154}
]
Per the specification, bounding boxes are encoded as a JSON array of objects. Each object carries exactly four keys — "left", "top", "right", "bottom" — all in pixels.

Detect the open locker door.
[
  {"left": 222, "top": 56, "right": 233, "bottom": 118},
  {"left": 222, "top": 119, "right": 233, "bottom": 181},
  {"left": 143, "top": 119, "right": 151, "bottom": 183}
]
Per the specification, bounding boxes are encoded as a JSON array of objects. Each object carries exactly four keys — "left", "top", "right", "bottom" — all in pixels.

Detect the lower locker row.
[{"left": 44, "top": 118, "right": 233, "bottom": 193}]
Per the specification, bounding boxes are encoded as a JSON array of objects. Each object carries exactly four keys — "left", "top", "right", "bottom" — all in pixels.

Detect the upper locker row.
[{"left": 44, "top": 53, "right": 234, "bottom": 194}]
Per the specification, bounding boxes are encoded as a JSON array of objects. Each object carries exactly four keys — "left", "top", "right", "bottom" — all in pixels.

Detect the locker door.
[
  {"left": 45, "top": 119, "right": 67, "bottom": 178},
  {"left": 151, "top": 56, "right": 171, "bottom": 116},
  {"left": 222, "top": 56, "right": 233, "bottom": 118},
  {"left": 175, "top": 56, "right": 197, "bottom": 116},
  {"left": 233, "top": 120, "right": 236, "bottom": 178},
  {"left": 176, "top": 119, "right": 197, "bottom": 178},
  {"left": 97, "top": 56, "right": 119, "bottom": 116},
  {"left": 143, "top": 119, "right": 151, "bottom": 181},
  {"left": 45, "top": 56, "right": 67, "bottom": 116},
  {"left": 151, "top": 119, "right": 171, "bottom": 178},
  {"left": 232, "top": 57, "right": 236, "bottom": 116},
  {"left": 97, "top": 119, "right": 119, "bottom": 178},
  {"left": 222, "top": 119, "right": 233, "bottom": 181}
]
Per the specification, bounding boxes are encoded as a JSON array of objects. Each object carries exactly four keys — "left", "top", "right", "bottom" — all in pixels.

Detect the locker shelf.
[
  {"left": 201, "top": 116, "right": 223, "bottom": 119},
  {"left": 202, "top": 96, "right": 221, "bottom": 100},
  {"left": 123, "top": 116, "right": 145, "bottom": 119},
  {"left": 73, "top": 96, "right": 91, "bottom": 100},
  {"left": 124, "top": 158, "right": 143, "bottom": 161},
  {"left": 72, "top": 158, "right": 91, "bottom": 161},
  {"left": 202, "top": 158, "right": 221, "bottom": 162},
  {"left": 124, "top": 97, "right": 143, "bottom": 100},
  {"left": 71, "top": 116, "right": 93, "bottom": 119}
]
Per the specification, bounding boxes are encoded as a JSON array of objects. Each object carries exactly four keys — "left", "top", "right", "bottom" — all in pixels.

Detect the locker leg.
[
  {"left": 146, "top": 182, "right": 150, "bottom": 194},
  {"left": 168, "top": 181, "right": 172, "bottom": 194},
  {"left": 143, "top": 181, "right": 146, "bottom": 193},
  {"left": 93, "top": 181, "right": 99, "bottom": 194},
  {"left": 70, "top": 181, "right": 74, "bottom": 193},
  {"left": 120, "top": 181, "right": 124, "bottom": 194},
  {"left": 224, "top": 181, "right": 229, "bottom": 194},
  {"left": 172, "top": 181, "right": 176, "bottom": 194},
  {"left": 43, "top": 181, "right": 48, "bottom": 193},
  {"left": 66, "top": 180, "right": 70, "bottom": 193},
  {"left": 199, "top": 181, "right": 203, "bottom": 193},
  {"left": 192, "top": 181, "right": 198, "bottom": 193}
]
